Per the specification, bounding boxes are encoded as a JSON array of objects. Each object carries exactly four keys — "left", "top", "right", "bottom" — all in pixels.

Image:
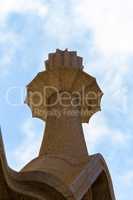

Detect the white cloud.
[
  {"left": 0, "top": 0, "right": 48, "bottom": 75},
  {"left": 0, "top": 0, "right": 48, "bottom": 22},
  {"left": 102, "top": 66, "right": 128, "bottom": 115},
  {"left": 121, "top": 170, "right": 133, "bottom": 186},
  {"left": 12, "top": 118, "right": 43, "bottom": 171},
  {"left": 74, "top": 0, "right": 133, "bottom": 56},
  {"left": 83, "top": 113, "right": 109, "bottom": 152},
  {"left": 0, "top": 31, "right": 21, "bottom": 75},
  {"left": 42, "top": 1, "right": 83, "bottom": 47},
  {"left": 83, "top": 112, "right": 131, "bottom": 152}
]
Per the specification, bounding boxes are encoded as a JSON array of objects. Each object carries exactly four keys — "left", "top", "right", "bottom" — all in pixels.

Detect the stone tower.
[{"left": 0, "top": 49, "right": 116, "bottom": 200}]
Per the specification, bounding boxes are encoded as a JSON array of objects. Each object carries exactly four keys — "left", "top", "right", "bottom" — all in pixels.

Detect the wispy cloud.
[
  {"left": 83, "top": 112, "right": 131, "bottom": 153},
  {"left": 121, "top": 170, "right": 133, "bottom": 186},
  {"left": 0, "top": 0, "right": 48, "bottom": 23},
  {"left": 0, "top": 0, "right": 48, "bottom": 75},
  {"left": 0, "top": 31, "right": 21, "bottom": 75},
  {"left": 11, "top": 118, "right": 43, "bottom": 171},
  {"left": 74, "top": 0, "right": 133, "bottom": 56}
]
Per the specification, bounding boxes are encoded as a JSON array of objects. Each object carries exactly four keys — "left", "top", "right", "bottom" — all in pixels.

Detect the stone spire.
[{"left": 25, "top": 49, "right": 103, "bottom": 162}]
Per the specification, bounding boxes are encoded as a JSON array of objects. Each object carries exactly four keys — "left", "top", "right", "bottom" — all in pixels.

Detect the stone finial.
[
  {"left": 45, "top": 49, "right": 84, "bottom": 70},
  {"left": 26, "top": 49, "right": 103, "bottom": 123}
]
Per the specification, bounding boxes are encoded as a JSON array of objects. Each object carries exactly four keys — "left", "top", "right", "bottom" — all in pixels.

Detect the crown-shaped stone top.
[{"left": 45, "top": 49, "right": 84, "bottom": 70}]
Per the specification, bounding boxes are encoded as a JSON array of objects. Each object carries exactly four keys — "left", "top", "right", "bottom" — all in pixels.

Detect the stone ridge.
[{"left": 45, "top": 49, "right": 84, "bottom": 70}]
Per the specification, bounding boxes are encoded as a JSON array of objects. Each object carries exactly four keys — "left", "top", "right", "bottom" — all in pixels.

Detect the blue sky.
[{"left": 0, "top": 0, "right": 133, "bottom": 199}]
